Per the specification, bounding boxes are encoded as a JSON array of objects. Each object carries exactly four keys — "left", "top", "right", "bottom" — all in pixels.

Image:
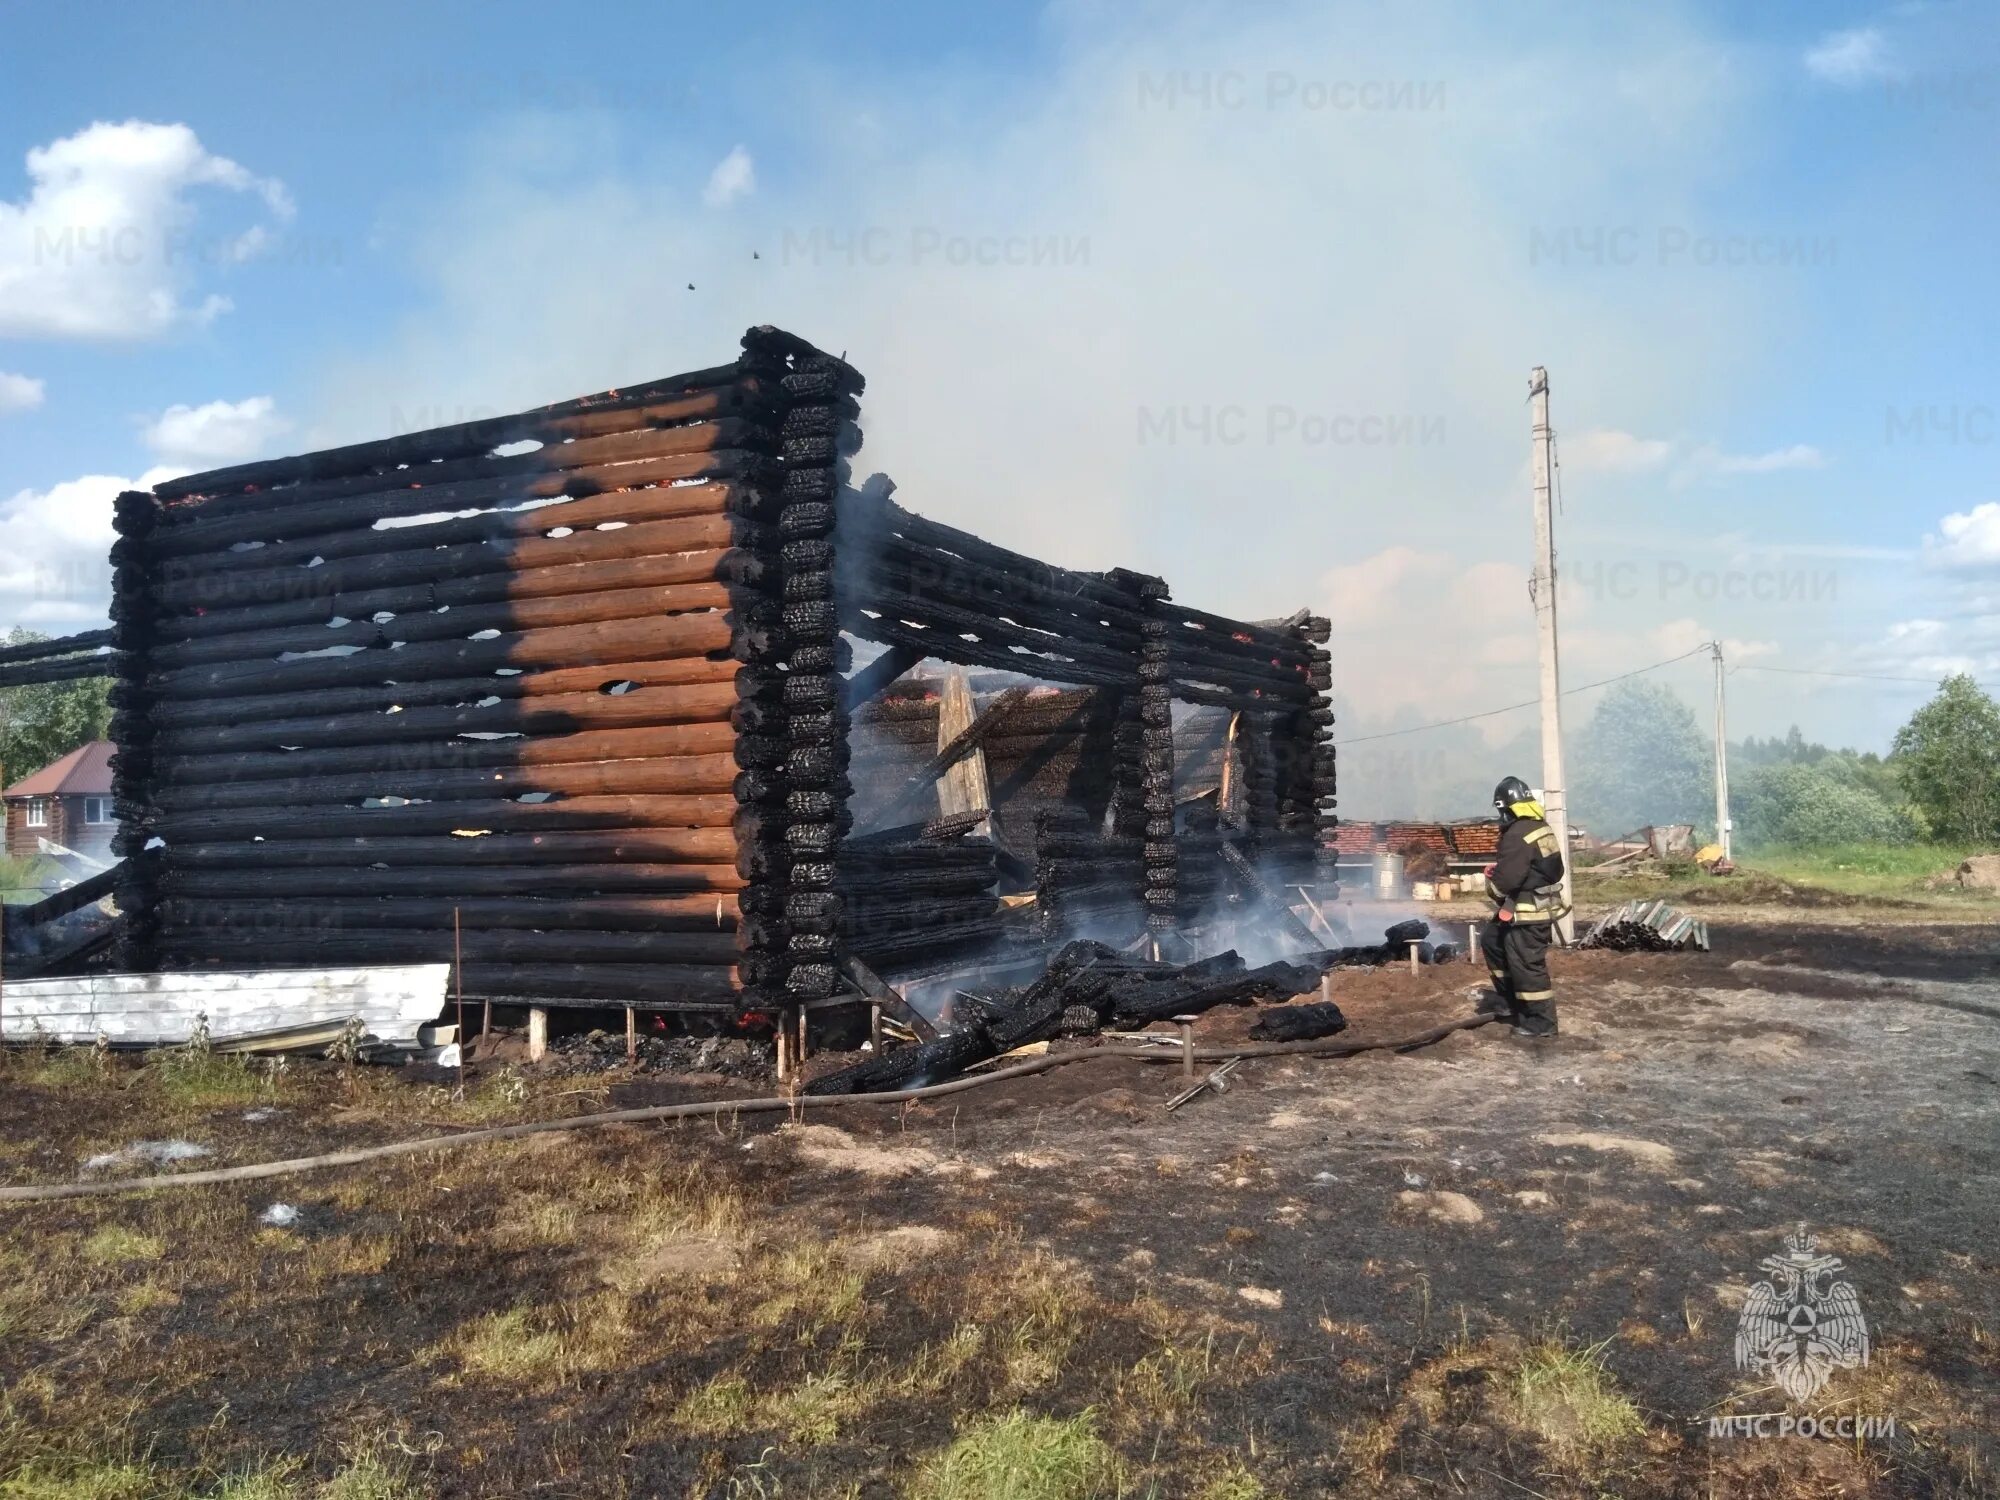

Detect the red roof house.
[{"left": 3, "top": 741, "right": 116, "bottom": 862}]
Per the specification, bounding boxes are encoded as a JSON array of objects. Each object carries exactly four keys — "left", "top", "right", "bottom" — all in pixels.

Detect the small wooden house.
[{"left": 3, "top": 741, "right": 117, "bottom": 862}]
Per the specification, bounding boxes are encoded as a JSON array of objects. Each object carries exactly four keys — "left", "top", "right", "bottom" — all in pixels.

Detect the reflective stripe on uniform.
[{"left": 1515, "top": 989, "right": 1555, "bottom": 1001}]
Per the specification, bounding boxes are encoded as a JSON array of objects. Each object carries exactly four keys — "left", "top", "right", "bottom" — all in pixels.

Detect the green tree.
[
  {"left": 1732, "top": 760, "right": 1914, "bottom": 847},
  {"left": 0, "top": 629, "right": 113, "bottom": 786},
  {"left": 1891, "top": 673, "right": 2000, "bottom": 841},
  {"left": 1571, "top": 679, "right": 1710, "bottom": 839}
]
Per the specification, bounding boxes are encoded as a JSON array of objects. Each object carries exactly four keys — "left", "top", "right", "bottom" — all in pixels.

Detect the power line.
[
  {"left": 1333, "top": 645, "right": 1713, "bottom": 746},
  {"left": 1731, "top": 663, "right": 1979, "bottom": 687}
]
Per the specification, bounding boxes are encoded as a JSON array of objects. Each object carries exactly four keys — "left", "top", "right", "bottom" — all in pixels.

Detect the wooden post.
[
  {"left": 527, "top": 1006, "right": 549, "bottom": 1062},
  {"left": 1176, "top": 1016, "right": 1196, "bottom": 1079},
  {"left": 775, "top": 1017, "right": 791, "bottom": 1085},
  {"left": 481, "top": 998, "right": 493, "bottom": 1037},
  {"left": 935, "top": 669, "right": 992, "bottom": 835},
  {"left": 1408, "top": 944, "right": 1420, "bottom": 978},
  {"left": 796, "top": 1006, "right": 809, "bottom": 1066},
  {"left": 869, "top": 1003, "right": 883, "bottom": 1049},
  {"left": 625, "top": 1005, "right": 637, "bottom": 1064}
]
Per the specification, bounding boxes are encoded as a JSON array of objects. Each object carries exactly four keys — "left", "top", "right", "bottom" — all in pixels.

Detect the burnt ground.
[{"left": 0, "top": 917, "right": 1995, "bottom": 1498}]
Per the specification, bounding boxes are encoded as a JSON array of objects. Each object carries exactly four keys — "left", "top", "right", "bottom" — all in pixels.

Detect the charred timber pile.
[
  {"left": 109, "top": 325, "right": 861, "bottom": 1011},
  {"left": 802, "top": 938, "right": 1327, "bottom": 1096},
  {"left": 835, "top": 828, "right": 1009, "bottom": 977}
]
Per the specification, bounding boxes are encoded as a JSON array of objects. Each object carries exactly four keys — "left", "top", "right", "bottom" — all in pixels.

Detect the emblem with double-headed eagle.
[{"left": 1734, "top": 1223, "right": 1870, "bottom": 1402}]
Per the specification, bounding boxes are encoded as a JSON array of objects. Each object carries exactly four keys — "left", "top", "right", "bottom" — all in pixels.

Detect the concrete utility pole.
[
  {"left": 1711, "top": 640, "right": 1732, "bottom": 860},
  {"left": 1528, "top": 367, "right": 1575, "bottom": 940}
]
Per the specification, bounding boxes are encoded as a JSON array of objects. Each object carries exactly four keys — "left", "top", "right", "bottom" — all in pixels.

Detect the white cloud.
[
  {"left": 1690, "top": 442, "right": 1825, "bottom": 476},
  {"left": 1564, "top": 428, "right": 1672, "bottom": 474},
  {"left": 1567, "top": 431, "right": 1823, "bottom": 483},
  {"left": 0, "top": 120, "right": 292, "bottom": 341},
  {"left": 141, "top": 395, "right": 289, "bottom": 469},
  {"left": 1926, "top": 502, "right": 2000, "bottom": 568},
  {"left": 0, "top": 466, "right": 180, "bottom": 630},
  {"left": 1804, "top": 27, "right": 1896, "bottom": 85},
  {"left": 702, "top": 145, "right": 756, "bottom": 207},
  {"left": 0, "top": 371, "right": 44, "bottom": 413}
]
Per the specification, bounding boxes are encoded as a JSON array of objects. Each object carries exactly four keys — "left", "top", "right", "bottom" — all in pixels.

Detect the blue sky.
[{"left": 1, "top": 0, "right": 1993, "bottom": 755}]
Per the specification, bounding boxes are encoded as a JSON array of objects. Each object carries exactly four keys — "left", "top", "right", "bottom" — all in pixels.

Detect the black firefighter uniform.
[{"left": 1480, "top": 804, "right": 1568, "bottom": 1035}]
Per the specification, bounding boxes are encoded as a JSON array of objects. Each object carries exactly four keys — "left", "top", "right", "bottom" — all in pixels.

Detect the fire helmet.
[{"left": 1492, "top": 775, "right": 1534, "bottom": 819}]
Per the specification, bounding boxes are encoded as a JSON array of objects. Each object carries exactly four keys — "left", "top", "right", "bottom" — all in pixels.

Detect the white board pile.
[{"left": 0, "top": 965, "right": 450, "bottom": 1050}]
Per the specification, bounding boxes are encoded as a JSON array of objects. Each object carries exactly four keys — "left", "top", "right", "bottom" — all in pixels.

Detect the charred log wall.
[{"left": 112, "top": 325, "right": 861, "bottom": 1011}]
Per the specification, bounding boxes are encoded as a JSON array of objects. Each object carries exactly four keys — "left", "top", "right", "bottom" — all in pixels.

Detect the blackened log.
[
  {"left": 0, "top": 654, "right": 119, "bottom": 688},
  {"left": 153, "top": 363, "right": 756, "bottom": 501},
  {"left": 150, "top": 583, "right": 733, "bottom": 671},
  {"left": 155, "top": 539, "right": 754, "bottom": 637},
  {"left": 161, "top": 863, "right": 745, "bottom": 899},
  {"left": 148, "top": 655, "right": 743, "bottom": 732},
  {"left": 840, "top": 643, "right": 924, "bottom": 711},
  {"left": 150, "top": 612, "right": 741, "bottom": 699},
  {"left": 153, "top": 422, "right": 771, "bottom": 555},
  {"left": 158, "top": 901, "right": 743, "bottom": 954},
  {"left": 152, "top": 795, "right": 740, "bottom": 843},
  {"left": 155, "top": 723, "right": 741, "bottom": 786},
  {"left": 153, "top": 490, "right": 741, "bottom": 600},
  {"left": 168, "top": 830, "right": 744, "bottom": 869},
  {"left": 151, "top": 752, "right": 740, "bottom": 813},
  {"left": 153, "top": 682, "right": 739, "bottom": 755},
  {"left": 1247, "top": 1001, "right": 1348, "bottom": 1042},
  {"left": 0, "top": 629, "right": 115, "bottom": 665},
  {"left": 800, "top": 1027, "right": 998, "bottom": 1096}
]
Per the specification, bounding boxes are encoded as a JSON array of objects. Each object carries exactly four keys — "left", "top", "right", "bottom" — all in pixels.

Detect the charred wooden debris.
[{"left": 32, "top": 324, "right": 1346, "bottom": 1053}]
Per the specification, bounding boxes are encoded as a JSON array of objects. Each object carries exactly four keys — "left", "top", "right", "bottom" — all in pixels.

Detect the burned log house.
[{"left": 3, "top": 327, "right": 1335, "bottom": 1039}]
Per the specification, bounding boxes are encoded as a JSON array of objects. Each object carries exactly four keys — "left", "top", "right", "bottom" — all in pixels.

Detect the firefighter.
[{"left": 1478, "top": 775, "right": 1569, "bottom": 1037}]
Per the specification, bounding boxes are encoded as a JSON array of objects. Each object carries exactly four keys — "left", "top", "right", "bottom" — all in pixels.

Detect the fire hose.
[{"left": 0, "top": 1014, "right": 1496, "bottom": 1204}]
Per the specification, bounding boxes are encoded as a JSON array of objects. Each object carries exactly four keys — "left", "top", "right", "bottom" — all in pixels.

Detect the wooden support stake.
[
  {"left": 625, "top": 1005, "right": 637, "bottom": 1064},
  {"left": 527, "top": 1006, "right": 549, "bottom": 1063},
  {"left": 481, "top": 999, "right": 492, "bottom": 1038},
  {"left": 796, "top": 1006, "right": 809, "bottom": 1066},
  {"left": 870, "top": 1004, "right": 883, "bottom": 1050},
  {"left": 1176, "top": 1016, "right": 1196, "bottom": 1079},
  {"left": 839, "top": 955, "right": 938, "bottom": 1041},
  {"left": 1408, "top": 944, "right": 1420, "bottom": 977}
]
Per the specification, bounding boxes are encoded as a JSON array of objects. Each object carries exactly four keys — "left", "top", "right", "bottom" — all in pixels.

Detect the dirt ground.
[{"left": 0, "top": 914, "right": 1995, "bottom": 1498}]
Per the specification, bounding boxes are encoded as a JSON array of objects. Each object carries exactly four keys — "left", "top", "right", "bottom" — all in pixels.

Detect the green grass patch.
[
  {"left": 1575, "top": 841, "right": 1997, "bottom": 910},
  {"left": 141, "top": 1052, "right": 267, "bottom": 1109},
  {"left": 912, "top": 1410, "right": 1118, "bottom": 1500},
  {"left": 1745, "top": 841, "right": 1988, "bottom": 894},
  {"left": 80, "top": 1226, "right": 164, "bottom": 1266},
  {"left": 1502, "top": 1336, "right": 1644, "bottom": 1461}
]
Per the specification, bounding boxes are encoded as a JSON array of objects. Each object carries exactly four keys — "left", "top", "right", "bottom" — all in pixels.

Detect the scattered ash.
[{"left": 547, "top": 1031, "right": 773, "bottom": 1080}]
